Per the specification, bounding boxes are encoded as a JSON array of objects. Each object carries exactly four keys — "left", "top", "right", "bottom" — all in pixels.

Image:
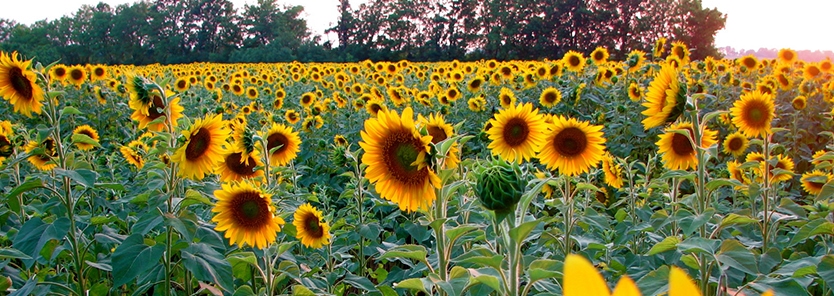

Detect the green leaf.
[
  {"left": 445, "top": 224, "right": 479, "bottom": 246},
  {"left": 378, "top": 245, "right": 428, "bottom": 265},
  {"left": 759, "top": 247, "right": 782, "bottom": 274},
  {"left": 0, "top": 247, "right": 32, "bottom": 260},
  {"left": 457, "top": 254, "right": 504, "bottom": 270},
  {"left": 12, "top": 217, "right": 70, "bottom": 268},
  {"left": 647, "top": 236, "right": 680, "bottom": 255},
  {"left": 719, "top": 213, "right": 758, "bottom": 229},
  {"left": 182, "top": 242, "right": 234, "bottom": 292},
  {"left": 71, "top": 133, "right": 101, "bottom": 148},
  {"left": 112, "top": 233, "right": 166, "bottom": 287},
  {"left": 180, "top": 189, "right": 213, "bottom": 208},
  {"left": 94, "top": 182, "right": 125, "bottom": 191},
  {"left": 394, "top": 278, "right": 431, "bottom": 294},
  {"left": 635, "top": 265, "right": 670, "bottom": 296},
  {"left": 817, "top": 255, "right": 834, "bottom": 292},
  {"left": 0, "top": 276, "right": 11, "bottom": 292},
  {"left": 749, "top": 277, "right": 810, "bottom": 296},
  {"left": 716, "top": 239, "right": 758, "bottom": 275},
  {"left": 292, "top": 285, "right": 316, "bottom": 296},
  {"left": 61, "top": 106, "right": 83, "bottom": 116},
  {"left": 6, "top": 179, "right": 44, "bottom": 213},
  {"left": 528, "top": 259, "right": 563, "bottom": 282},
  {"left": 509, "top": 220, "right": 541, "bottom": 243},
  {"left": 343, "top": 273, "right": 378, "bottom": 292},
  {"left": 677, "top": 237, "right": 720, "bottom": 256},
  {"left": 468, "top": 268, "right": 502, "bottom": 293},
  {"left": 54, "top": 168, "right": 98, "bottom": 188},
  {"left": 706, "top": 178, "right": 742, "bottom": 191},
  {"left": 789, "top": 219, "right": 834, "bottom": 246},
  {"left": 437, "top": 266, "right": 470, "bottom": 296}
]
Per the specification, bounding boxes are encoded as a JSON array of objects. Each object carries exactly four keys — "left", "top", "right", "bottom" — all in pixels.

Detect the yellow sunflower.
[
  {"left": 119, "top": 146, "right": 144, "bottom": 170},
  {"left": 174, "top": 77, "right": 190, "bottom": 92},
  {"left": 212, "top": 181, "right": 285, "bottom": 249},
  {"left": 730, "top": 90, "right": 774, "bottom": 138},
  {"left": 642, "top": 64, "right": 684, "bottom": 130},
  {"left": 262, "top": 123, "right": 301, "bottom": 167},
  {"left": 334, "top": 134, "right": 348, "bottom": 147},
  {"left": 562, "top": 51, "right": 586, "bottom": 73},
  {"left": 468, "top": 95, "right": 486, "bottom": 112},
  {"left": 50, "top": 64, "right": 68, "bottom": 83},
  {"left": 762, "top": 154, "right": 794, "bottom": 184},
  {"left": 792, "top": 95, "right": 807, "bottom": 110},
  {"left": 778, "top": 48, "right": 797, "bottom": 64},
  {"left": 172, "top": 114, "right": 229, "bottom": 180},
  {"left": 359, "top": 107, "right": 441, "bottom": 212},
  {"left": 0, "top": 51, "right": 45, "bottom": 117},
  {"left": 801, "top": 171, "right": 831, "bottom": 195},
  {"left": 67, "top": 65, "right": 86, "bottom": 87},
  {"left": 563, "top": 254, "right": 640, "bottom": 296},
  {"left": 300, "top": 92, "right": 316, "bottom": 108},
  {"left": 628, "top": 83, "right": 642, "bottom": 102},
  {"left": 72, "top": 125, "right": 100, "bottom": 151},
  {"left": 217, "top": 149, "right": 265, "bottom": 183},
  {"left": 293, "top": 203, "right": 332, "bottom": 249},
  {"left": 656, "top": 122, "right": 717, "bottom": 171},
  {"left": 653, "top": 37, "right": 667, "bottom": 58},
  {"left": 601, "top": 152, "right": 623, "bottom": 189},
  {"left": 727, "top": 160, "right": 746, "bottom": 184},
  {"left": 417, "top": 113, "right": 460, "bottom": 169},
  {"left": 285, "top": 109, "right": 300, "bottom": 124},
  {"left": 538, "top": 115, "right": 606, "bottom": 176},
  {"left": 722, "top": 131, "right": 748, "bottom": 157},
  {"left": 539, "top": 87, "right": 562, "bottom": 108},
  {"left": 130, "top": 93, "right": 184, "bottom": 132},
  {"left": 25, "top": 137, "right": 58, "bottom": 171},
  {"left": 590, "top": 47, "right": 609, "bottom": 65},
  {"left": 486, "top": 102, "right": 547, "bottom": 164}
]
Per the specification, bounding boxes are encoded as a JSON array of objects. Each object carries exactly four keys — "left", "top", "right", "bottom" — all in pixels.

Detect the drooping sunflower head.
[
  {"left": 119, "top": 145, "right": 144, "bottom": 170},
  {"left": 172, "top": 113, "right": 229, "bottom": 180},
  {"left": 334, "top": 134, "right": 349, "bottom": 147},
  {"left": 126, "top": 74, "right": 154, "bottom": 113},
  {"left": 468, "top": 95, "right": 486, "bottom": 112},
  {"left": 262, "top": 123, "right": 301, "bottom": 167},
  {"left": 72, "top": 125, "right": 100, "bottom": 151},
  {"left": 601, "top": 152, "right": 623, "bottom": 189},
  {"left": 801, "top": 171, "right": 831, "bottom": 196},
  {"left": 498, "top": 87, "right": 516, "bottom": 109},
  {"left": 25, "top": 137, "right": 58, "bottom": 171},
  {"left": 486, "top": 102, "right": 548, "bottom": 164},
  {"left": 0, "top": 51, "right": 45, "bottom": 118},
  {"left": 539, "top": 87, "right": 562, "bottom": 108},
  {"left": 537, "top": 115, "right": 606, "bottom": 176},
  {"left": 0, "top": 123, "right": 13, "bottom": 161},
  {"left": 670, "top": 41, "right": 690, "bottom": 63},
  {"left": 653, "top": 37, "right": 667, "bottom": 58},
  {"left": 730, "top": 90, "right": 775, "bottom": 138},
  {"left": 628, "top": 83, "right": 643, "bottom": 102},
  {"left": 212, "top": 181, "right": 285, "bottom": 249},
  {"left": 626, "top": 50, "right": 646, "bottom": 70},
  {"left": 721, "top": 131, "right": 748, "bottom": 158},
  {"left": 656, "top": 122, "right": 717, "bottom": 171},
  {"left": 359, "top": 107, "right": 441, "bottom": 212},
  {"left": 130, "top": 92, "right": 184, "bottom": 132},
  {"left": 293, "top": 203, "right": 332, "bottom": 249},
  {"left": 642, "top": 64, "right": 685, "bottom": 130}
]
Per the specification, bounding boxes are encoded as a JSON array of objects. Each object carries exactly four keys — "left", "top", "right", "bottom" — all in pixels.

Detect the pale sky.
[{"left": 1, "top": 0, "right": 832, "bottom": 51}]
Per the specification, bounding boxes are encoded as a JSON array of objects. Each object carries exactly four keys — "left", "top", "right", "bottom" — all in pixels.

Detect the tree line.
[{"left": 0, "top": 0, "right": 725, "bottom": 65}]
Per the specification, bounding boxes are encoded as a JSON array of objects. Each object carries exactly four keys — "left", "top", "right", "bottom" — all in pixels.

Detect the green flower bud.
[{"left": 476, "top": 158, "right": 525, "bottom": 213}]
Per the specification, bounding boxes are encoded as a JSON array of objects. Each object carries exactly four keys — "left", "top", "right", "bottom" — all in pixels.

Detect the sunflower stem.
[
  {"left": 563, "top": 177, "right": 574, "bottom": 255},
  {"left": 762, "top": 135, "right": 772, "bottom": 252},
  {"left": 264, "top": 245, "right": 274, "bottom": 295}
]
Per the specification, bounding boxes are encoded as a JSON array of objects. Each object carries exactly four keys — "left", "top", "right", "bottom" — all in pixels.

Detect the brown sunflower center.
[
  {"left": 469, "top": 79, "right": 482, "bottom": 89},
  {"left": 594, "top": 51, "right": 605, "bottom": 61},
  {"left": 503, "top": 118, "right": 530, "bottom": 146},
  {"left": 427, "top": 126, "right": 448, "bottom": 144},
  {"left": 543, "top": 91, "right": 558, "bottom": 103},
  {"left": 147, "top": 95, "right": 166, "bottom": 119},
  {"left": 383, "top": 130, "right": 428, "bottom": 183},
  {"left": 9, "top": 67, "right": 34, "bottom": 100},
  {"left": 501, "top": 95, "right": 512, "bottom": 105},
  {"left": 568, "top": 56, "right": 581, "bottom": 67},
  {"left": 54, "top": 67, "right": 66, "bottom": 77},
  {"left": 231, "top": 192, "right": 271, "bottom": 229},
  {"left": 369, "top": 103, "right": 382, "bottom": 114},
  {"left": 70, "top": 69, "right": 84, "bottom": 81},
  {"left": 185, "top": 128, "right": 211, "bottom": 160},
  {"left": 177, "top": 80, "right": 187, "bottom": 89},
  {"left": 79, "top": 129, "right": 95, "bottom": 139},
  {"left": 225, "top": 152, "right": 257, "bottom": 176},
  {"left": 728, "top": 137, "right": 744, "bottom": 151},
  {"left": 267, "top": 132, "right": 289, "bottom": 155},
  {"left": 94, "top": 68, "right": 105, "bottom": 77},
  {"left": 448, "top": 89, "right": 458, "bottom": 98},
  {"left": 808, "top": 180, "right": 825, "bottom": 191},
  {"left": 248, "top": 89, "right": 256, "bottom": 97},
  {"left": 671, "top": 132, "right": 694, "bottom": 156},
  {"left": 303, "top": 212, "right": 324, "bottom": 238},
  {"left": 288, "top": 112, "right": 298, "bottom": 121},
  {"left": 553, "top": 127, "right": 587, "bottom": 157}
]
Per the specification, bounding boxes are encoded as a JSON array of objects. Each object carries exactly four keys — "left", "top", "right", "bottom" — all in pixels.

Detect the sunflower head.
[
  {"left": 601, "top": 153, "right": 623, "bottom": 189},
  {"left": 722, "top": 131, "right": 748, "bottom": 158},
  {"left": 263, "top": 123, "right": 301, "bottom": 167},
  {"left": 539, "top": 87, "right": 562, "bottom": 108},
  {"left": 0, "top": 51, "right": 45, "bottom": 117},
  {"left": 656, "top": 122, "right": 717, "bottom": 171},
  {"left": 802, "top": 171, "right": 831, "bottom": 196},
  {"left": 730, "top": 90, "right": 775, "bottom": 138},
  {"left": 172, "top": 114, "right": 229, "bottom": 180},
  {"left": 538, "top": 115, "right": 606, "bottom": 176},
  {"left": 212, "top": 181, "right": 285, "bottom": 249},
  {"left": 642, "top": 64, "right": 686, "bottom": 130},
  {"left": 293, "top": 203, "right": 332, "bottom": 249},
  {"left": 72, "top": 125, "right": 100, "bottom": 151},
  {"left": 25, "top": 137, "right": 58, "bottom": 171},
  {"left": 486, "top": 102, "right": 548, "bottom": 164},
  {"left": 475, "top": 158, "right": 525, "bottom": 214}
]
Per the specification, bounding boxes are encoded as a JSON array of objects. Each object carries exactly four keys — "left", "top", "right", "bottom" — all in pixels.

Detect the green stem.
[
  {"left": 563, "top": 178, "right": 574, "bottom": 255},
  {"left": 433, "top": 186, "right": 448, "bottom": 286},
  {"left": 264, "top": 246, "right": 274, "bottom": 295},
  {"left": 762, "top": 135, "right": 771, "bottom": 251}
]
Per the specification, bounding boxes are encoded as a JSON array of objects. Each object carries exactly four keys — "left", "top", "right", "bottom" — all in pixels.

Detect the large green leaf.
[
  {"left": 342, "top": 273, "right": 379, "bottom": 292},
  {"left": 528, "top": 259, "right": 563, "bottom": 282},
  {"left": 0, "top": 247, "right": 32, "bottom": 260},
  {"left": 788, "top": 218, "right": 834, "bottom": 247},
  {"left": 6, "top": 179, "right": 43, "bottom": 213},
  {"left": 182, "top": 242, "right": 234, "bottom": 292},
  {"left": 53, "top": 168, "right": 97, "bottom": 188},
  {"left": 12, "top": 217, "right": 70, "bottom": 268},
  {"left": 394, "top": 278, "right": 431, "bottom": 294},
  {"left": 378, "top": 245, "right": 428, "bottom": 265},
  {"left": 817, "top": 255, "right": 834, "bottom": 291},
  {"left": 647, "top": 236, "right": 680, "bottom": 255},
  {"left": 509, "top": 220, "right": 541, "bottom": 243},
  {"left": 716, "top": 239, "right": 758, "bottom": 275},
  {"left": 111, "top": 234, "right": 166, "bottom": 287}
]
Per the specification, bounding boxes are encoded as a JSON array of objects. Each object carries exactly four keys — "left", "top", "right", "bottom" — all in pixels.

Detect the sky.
[{"left": 1, "top": 0, "right": 833, "bottom": 52}]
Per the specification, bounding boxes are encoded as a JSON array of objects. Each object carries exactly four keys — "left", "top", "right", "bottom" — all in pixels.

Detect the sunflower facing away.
[
  {"left": 537, "top": 115, "right": 606, "bottom": 176},
  {"left": 359, "top": 107, "right": 441, "bottom": 212},
  {"left": 656, "top": 122, "right": 717, "bottom": 171},
  {"left": 212, "top": 181, "right": 285, "bottom": 249},
  {"left": 0, "top": 51, "right": 45, "bottom": 117},
  {"left": 293, "top": 203, "right": 332, "bottom": 249},
  {"left": 642, "top": 64, "right": 685, "bottom": 130},
  {"left": 172, "top": 113, "right": 229, "bottom": 180},
  {"left": 263, "top": 123, "right": 301, "bottom": 167},
  {"left": 722, "top": 131, "right": 748, "bottom": 157},
  {"left": 486, "top": 102, "right": 548, "bottom": 164},
  {"left": 417, "top": 113, "right": 460, "bottom": 169},
  {"left": 72, "top": 125, "right": 100, "bottom": 151},
  {"left": 730, "top": 90, "right": 774, "bottom": 138}
]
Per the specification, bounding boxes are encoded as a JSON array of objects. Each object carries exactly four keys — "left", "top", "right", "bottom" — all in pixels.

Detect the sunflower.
[
  {"left": 50, "top": 64, "right": 68, "bottom": 83},
  {"left": 642, "top": 64, "right": 685, "bottom": 130},
  {"left": 763, "top": 154, "right": 794, "bottom": 184},
  {"left": 126, "top": 74, "right": 155, "bottom": 115},
  {"left": 0, "top": 51, "right": 45, "bottom": 117},
  {"left": 130, "top": 93, "right": 184, "bottom": 132},
  {"left": 172, "top": 114, "right": 229, "bottom": 180},
  {"left": 727, "top": 160, "right": 746, "bottom": 184},
  {"left": 174, "top": 77, "right": 190, "bottom": 92},
  {"left": 217, "top": 149, "right": 264, "bottom": 183},
  {"left": 119, "top": 146, "right": 144, "bottom": 170},
  {"left": 778, "top": 48, "right": 797, "bottom": 64},
  {"left": 285, "top": 109, "right": 300, "bottom": 124},
  {"left": 359, "top": 107, "right": 441, "bottom": 212},
  {"left": 262, "top": 123, "right": 301, "bottom": 167},
  {"left": 0, "top": 135, "right": 12, "bottom": 166},
  {"left": 627, "top": 83, "right": 642, "bottom": 102},
  {"left": 670, "top": 41, "right": 690, "bottom": 63},
  {"left": 730, "top": 90, "right": 775, "bottom": 138},
  {"left": 563, "top": 254, "right": 640, "bottom": 296},
  {"left": 601, "top": 153, "right": 623, "bottom": 189},
  {"left": 468, "top": 95, "right": 486, "bottom": 112},
  {"left": 334, "top": 134, "right": 348, "bottom": 147},
  {"left": 562, "top": 51, "right": 585, "bottom": 73},
  {"left": 534, "top": 170, "right": 554, "bottom": 198},
  {"left": 486, "top": 102, "right": 547, "bottom": 163},
  {"left": 538, "top": 116, "right": 606, "bottom": 176},
  {"left": 538, "top": 87, "right": 562, "bottom": 108},
  {"left": 212, "top": 181, "right": 285, "bottom": 249},
  {"left": 792, "top": 95, "right": 807, "bottom": 110},
  {"left": 656, "top": 122, "right": 717, "bottom": 171},
  {"left": 293, "top": 203, "right": 332, "bottom": 249},
  {"left": 418, "top": 113, "right": 460, "bottom": 169},
  {"left": 245, "top": 86, "right": 258, "bottom": 100},
  {"left": 498, "top": 87, "right": 517, "bottom": 109},
  {"left": 722, "top": 131, "right": 748, "bottom": 157},
  {"left": 653, "top": 37, "right": 667, "bottom": 58},
  {"left": 72, "top": 125, "right": 100, "bottom": 151},
  {"left": 804, "top": 63, "right": 822, "bottom": 81},
  {"left": 365, "top": 99, "right": 387, "bottom": 117},
  {"left": 467, "top": 76, "right": 484, "bottom": 92},
  {"left": 801, "top": 171, "right": 831, "bottom": 195},
  {"left": 669, "top": 267, "right": 702, "bottom": 296},
  {"left": 300, "top": 92, "right": 316, "bottom": 108},
  {"left": 25, "top": 137, "right": 58, "bottom": 171},
  {"left": 67, "top": 65, "right": 86, "bottom": 87},
  {"left": 738, "top": 55, "right": 758, "bottom": 71}
]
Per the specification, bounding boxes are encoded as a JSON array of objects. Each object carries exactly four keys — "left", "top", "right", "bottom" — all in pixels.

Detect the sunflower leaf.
[
  {"left": 60, "top": 106, "right": 82, "bottom": 116},
  {"left": 71, "top": 133, "right": 101, "bottom": 147},
  {"left": 54, "top": 168, "right": 97, "bottom": 188},
  {"left": 111, "top": 234, "right": 165, "bottom": 287},
  {"left": 378, "top": 245, "right": 428, "bottom": 266},
  {"left": 182, "top": 242, "right": 234, "bottom": 293},
  {"left": 6, "top": 179, "right": 44, "bottom": 213},
  {"left": 647, "top": 236, "right": 680, "bottom": 255}
]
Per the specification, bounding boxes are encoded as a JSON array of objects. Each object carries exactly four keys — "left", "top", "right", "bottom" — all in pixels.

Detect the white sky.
[{"left": 1, "top": 0, "right": 832, "bottom": 51}]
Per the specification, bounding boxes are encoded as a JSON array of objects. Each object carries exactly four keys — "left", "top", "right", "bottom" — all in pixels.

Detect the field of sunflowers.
[{"left": 1, "top": 40, "right": 834, "bottom": 296}]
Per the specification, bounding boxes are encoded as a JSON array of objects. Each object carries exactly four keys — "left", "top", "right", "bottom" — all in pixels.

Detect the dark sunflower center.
[
  {"left": 79, "top": 130, "right": 94, "bottom": 139},
  {"left": 231, "top": 192, "right": 270, "bottom": 229},
  {"left": 470, "top": 79, "right": 482, "bottom": 89},
  {"left": 728, "top": 137, "right": 743, "bottom": 151},
  {"left": 177, "top": 80, "right": 186, "bottom": 89},
  {"left": 503, "top": 118, "right": 530, "bottom": 147},
  {"left": 809, "top": 180, "right": 825, "bottom": 190},
  {"left": 55, "top": 67, "right": 66, "bottom": 77},
  {"left": 594, "top": 52, "right": 604, "bottom": 60},
  {"left": 569, "top": 56, "right": 581, "bottom": 67},
  {"left": 248, "top": 89, "right": 256, "bottom": 97},
  {"left": 147, "top": 95, "right": 166, "bottom": 119},
  {"left": 267, "top": 133, "right": 289, "bottom": 155},
  {"left": 544, "top": 92, "right": 557, "bottom": 103},
  {"left": 288, "top": 113, "right": 298, "bottom": 121},
  {"left": 9, "top": 67, "right": 34, "bottom": 100},
  {"left": 225, "top": 152, "right": 257, "bottom": 176},
  {"left": 427, "top": 126, "right": 447, "bottom": 144},
  {"left": 448, "top": 89, "right": 458, "bottom": 98},
  {"left": 501, "top": 95, "right": 511, "bottom": 105},
  {"left": 671, "top": 132, "right": 694, "bottom": 156},
  {"left": 302, "top": 96, "right": 312, "bottom": 104},
  {"left": 185, "top": 128, "right": 211, "bottom": 160},
  {"left": 94, "top": 68, "right": 104, "bottom": 76},
  {"left": 553, "top": 127, "right": 587, "bottom": 156},
  {"left": 383, "top": 130, "right": 428, "bottom": 184},
  {"left": 70, "top": 69, "right": 84, "bottom": 81},
  {"left": 745, "top": 103, "right": 767, "bottom": 127},
  {"left": 303, "top": 213, "right": 324, "bottom": 238}
]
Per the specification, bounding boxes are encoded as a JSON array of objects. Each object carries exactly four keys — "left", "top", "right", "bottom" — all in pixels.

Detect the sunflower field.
[{"left": 1, "top": 42, "right": 834, "bottom": 296}]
